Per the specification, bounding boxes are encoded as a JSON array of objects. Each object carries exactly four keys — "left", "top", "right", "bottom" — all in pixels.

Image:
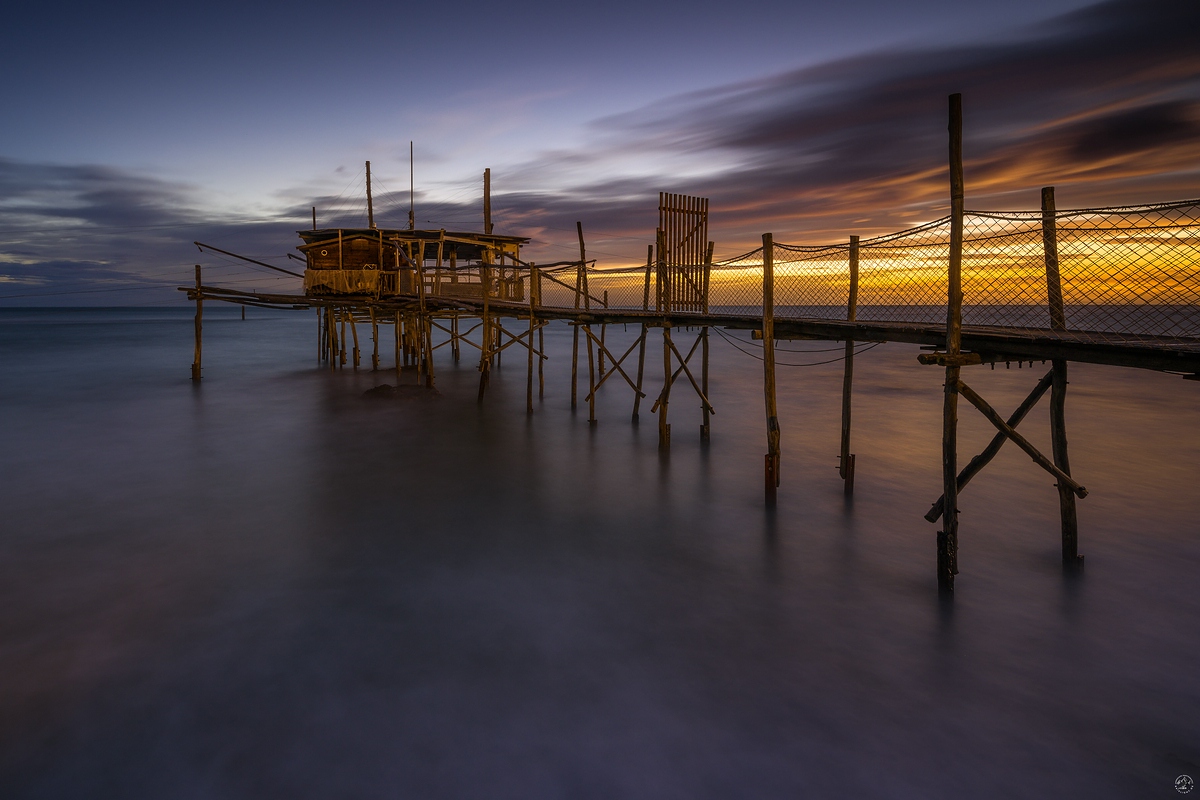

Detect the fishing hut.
[{"left": 298, "top": 228, "right": 527, "bottom": 301}]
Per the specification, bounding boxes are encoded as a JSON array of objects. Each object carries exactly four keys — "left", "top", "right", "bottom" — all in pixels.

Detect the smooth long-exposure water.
[{"left": 1, "top": 307, "right": 1198, "bottom": 798}]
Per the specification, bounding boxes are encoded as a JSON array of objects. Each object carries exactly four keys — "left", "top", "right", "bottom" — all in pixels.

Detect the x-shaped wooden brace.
[
  {"left": 430, "top": 319, "right": 483, "bottom": 352},
  {"left": 490, "top": 320, "right": 549, "bottom": 361},
  {"left": 926, "top": 368, "right": 1087, "bottom": 522},
  {"left": 649, "top": 330, "right": 714, "bottom": 416},
  {"left": 579, "top": 325, "right": 646, "bottom": 403}
]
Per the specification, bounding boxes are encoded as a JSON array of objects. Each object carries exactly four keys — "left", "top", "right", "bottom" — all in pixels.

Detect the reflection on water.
[{"left": 1, "top": 307, "right": 1198, "bottom": 798}]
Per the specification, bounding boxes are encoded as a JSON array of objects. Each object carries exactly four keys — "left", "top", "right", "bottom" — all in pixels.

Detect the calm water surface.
[{"left": 1, "top": 307, "right": 1198, "bottom": 798}]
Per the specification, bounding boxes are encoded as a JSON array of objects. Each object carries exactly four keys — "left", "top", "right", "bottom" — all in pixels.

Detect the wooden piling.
[
  {"left": 762, "top": 234, "right": 780, "bottom": 502},
  {"left": 660, "top": 325, "right": 672, "bottom": 449},
  {"left": 395, "top": 310, "right": 401, "bottom": 376},
  {"left": 587, "top": 325, "right": 597, "bottom": 424},
  {"left": 191, "top": 265, "right": 202, "bottom": 381},
  {"left": 478, "top": 260, "right": 492, "bottom": 402},
  {"left": 657, "top": 231, "right": 671, "bottom": 448},
  {"left": 940, "top": 92, "right": 965, "bottom": 591},
  {"left": 452, "top": 315, "right": 461, "bottom": 362},
  {"left": 339, "top": 308, "right": 347, "bottom": 367},
  {"left": 370, "top": 308, "right": 379, "bottom": 371},
  {"left": 328, "top": 307, "right": 338, "bottom": 372},
  {"left": 570, "top": 259, "right": 581, "bottom": 409},
  {"left": 535, "top": 268, "right": 544, "bottom": 398},
  {"left": 424, "top": 315, "right": 435, "bottom": 388},
  {"left": 348, "top": 311, "right": 360, "bottom": 369},
  {"left": 633, "top": 246, "right": 652, "bottom": 421},
  {"left": 701, "top": 241, "right": 713, "bottom": 441},
  {"left": 840, "top": 235, "right": 860, "bottom": 494},
  {"left": 599, "top": 290, "right": 608, "bottom": 378},
  {"left": 1042, "top": 186, "right": 1081, "bottom": 565},
  {"left": 577, "top": 223, "right": 597, "bottom": 423},
  {"left": 527, "top": 265, "right": 536, "bottom": 414}
]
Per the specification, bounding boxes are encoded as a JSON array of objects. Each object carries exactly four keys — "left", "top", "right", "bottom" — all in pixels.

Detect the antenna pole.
[
  {"left": 312, "top": 206, "right": 316, "bottom": 230},
  {"left": 484, "top": 168, "right": 492, "bottom": 234},
  {"left": 365, "top": 161, "right": 375, "bottom": 229},
  {"left": 408, "top": 142, "right": 415, "bottom": 230}
]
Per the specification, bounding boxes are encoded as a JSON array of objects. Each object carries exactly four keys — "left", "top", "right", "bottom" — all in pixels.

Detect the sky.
[{"left": 1, "top": 0, "right": 1197, "bottom": 304}]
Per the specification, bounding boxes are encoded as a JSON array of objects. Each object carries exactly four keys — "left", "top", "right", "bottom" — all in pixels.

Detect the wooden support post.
[
  {"left": 587, "top": 324, "right": 597, "bottom": 424},
  {"left": 633, "top": 246, "right": 652, "bottom": 421},
  {"left": 535, "top": 268, "right": 544, "bottom": 398},
  {"left": 339, "top": 308, "right": 347, "bottom": 367},
  {"left": 452, "top": 315, "right": 461, "bottom": 362},
  {"left": 840, "top": 235, "right": 860, "bottom": 494},
  {"left": 598, "top": 290, "right": 608, "bottom": 378},
  {"left": 348, "top": 311, "right": 360, "bottom": 369},
  {"left": 940, "top": 92, "right": 965, "bottom": 592},
  {"left": 1051, "top": 361, "right": 1078, "bottom": 563},
  {"left": 401, "top": 316, "right": 408, "bottom": 366},
  {"left": 495, "top": 254, "right": 504, "bottom": 369},
  {"left": 581, "top": 225, "right": 597, "bottom": 424},
  {"left": 701, "top": 241, "right": 713, "bottom": 441},
  {"left": 191, "top": 265, "right": 203, "bottom": 381},
  {"left": 395, "top": 310, "right": 401, "bottom": 376},
  {"left": 700, "top": 327, "right": 710, "bottom": 441},
  {"left": 417, "top": 257, "right": 433, "bottom": 388},
  {"left": 328, "top": 307, "right": 338, "bottom": 372},
  {"left": 660, "top": 325, "right": 672, "bottom": 449},
  {"left": 424, "top": 314, "right": 435, "bottom": 388},
  {"left": 1042, "top": 185, "right": 1082, "bottom": 565},
  {"left": 370, "top": 308, "right": 379, "bottom": 371},
  {"left": 527, "top": 267, "right": 536, "bottom": 414},
  {"left": 435, "top": 231, "right": 444, "bottom": 298},
  {"left": 762, "top": 233, "right": 780, "bottom": 502},
  {"left": 318, "top": 308, "right": 324, "bottom": 363},
  {"left": 657, "top": 231, "right": 671, "bottom": 448},
  {"left": 478, "top": 260, "right": 492, "bottom": 402}
]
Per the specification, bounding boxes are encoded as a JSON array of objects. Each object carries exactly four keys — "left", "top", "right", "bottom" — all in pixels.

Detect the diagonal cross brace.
[
  {"left": 431, "top": 319, "right": 483, "bottom": 352},
  {"left": 491, "top": 321, "right": 549, "bottom": 360},
  {"left": 957, "top": 379, "right": 1087, "bottom": 499},
  {"left": 582, "top": 327, "right": 646, "bottom": 401},
  {"left": 925, "top": 369, "right": 1053, "bottom": 522},
  {"left": 665, "top": 332, "right": 715, "bottom": 415},
  {"left": 650, "top": 332, "right": 713, "bottom": 415}
]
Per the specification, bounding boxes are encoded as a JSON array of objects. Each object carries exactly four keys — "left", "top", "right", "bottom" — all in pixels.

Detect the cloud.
[
  {"left": 485, "top": 0, "right": 1200, "bottom": 257},
  {"left": 0, "top": 159, "right": 309, "bottom": 304}
]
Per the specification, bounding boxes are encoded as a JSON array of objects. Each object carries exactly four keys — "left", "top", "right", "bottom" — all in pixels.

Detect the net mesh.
[{"left": 523, "top": 199, "right": 1200, "bottom": 351}]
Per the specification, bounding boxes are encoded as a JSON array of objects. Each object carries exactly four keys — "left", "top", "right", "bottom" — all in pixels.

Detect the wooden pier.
[{"left": 183, "top": 97, "right": 1200, "bottom": 593}]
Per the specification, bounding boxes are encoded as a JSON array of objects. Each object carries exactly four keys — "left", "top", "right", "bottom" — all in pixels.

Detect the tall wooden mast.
[{"left": 366, "top": 160, "right": 375, "bottom": 229}]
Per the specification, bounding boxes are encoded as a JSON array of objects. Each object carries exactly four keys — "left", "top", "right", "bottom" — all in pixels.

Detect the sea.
[{"left": 1, "top": 306, "right": 1197, "bottom": 799}]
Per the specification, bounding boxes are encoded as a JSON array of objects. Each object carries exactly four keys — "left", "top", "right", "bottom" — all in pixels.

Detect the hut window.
[{"left": 320, "top": 249, "right": 328, "bottom": 256}]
